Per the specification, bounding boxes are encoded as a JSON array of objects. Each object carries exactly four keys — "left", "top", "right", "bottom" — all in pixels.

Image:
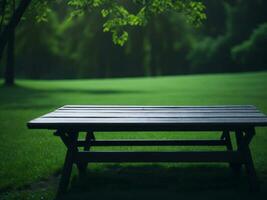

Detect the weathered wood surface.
[{"left": 27, "top": 105, "right": 267, "bottom": 130}]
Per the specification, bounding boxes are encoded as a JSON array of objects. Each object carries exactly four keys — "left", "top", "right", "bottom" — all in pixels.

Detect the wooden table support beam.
[
  {"left": 235, "top": 129, "right": 260, "bottom": 191},
  {"left": 221, "top": 130, "right": 242, "bottom": 174},
  {"left": 56, "top": 132, "right": 78, "bottom": 198},
  {"left": 74, "top": 151, "right": 244, "bottom": 163},
  {"left": 77, "top": 139, "right": 227, "bottom": 147},
  {"left": 76, "top": 131, "right": 95, "bottom": 175}
]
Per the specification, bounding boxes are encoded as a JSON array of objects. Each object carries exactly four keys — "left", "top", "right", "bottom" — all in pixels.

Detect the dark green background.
[{"left": 1, "top": 0, "right": 267, "bottom": 79}]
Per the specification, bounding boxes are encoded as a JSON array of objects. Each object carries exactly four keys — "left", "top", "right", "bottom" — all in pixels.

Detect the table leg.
[
  {"left": 76, "top": 131, "right": 95, "bottom": 175},
  {"left": 236, "top": 129, "right": 259, "bottom": 191},
  {"left": 56, "top": 132, "right": 78, "bottom": 198},
  {"left": 221, "top": 130, "right": 241, "bottom": 175}
]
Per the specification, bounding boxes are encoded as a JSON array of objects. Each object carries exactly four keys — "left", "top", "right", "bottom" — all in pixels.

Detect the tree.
[
  {"left": 0, "top": 0, "right": 206, "bottom": 85},
  {"left": 0, "top": 0, "right": 32, "bottom": 63},
  {"left": 188, "top": 0, "right": 267, "bottom": 73},
  {"left": 0, "top": 0, "right": 32, "bottom": 85}
]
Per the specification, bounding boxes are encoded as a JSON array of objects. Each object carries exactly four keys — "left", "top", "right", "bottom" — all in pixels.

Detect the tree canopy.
[
  {"left": 66, "top": 0, "right": 206, "bottom": 45},
  {"left": 1, "top": 0, "right": 206, "bottom": 46},
  {"left": 0, "top": 0, "right": 206, "bottom": 85}
]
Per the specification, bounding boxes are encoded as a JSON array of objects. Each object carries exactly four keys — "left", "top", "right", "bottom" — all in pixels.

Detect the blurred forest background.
[{"left": 1, "top": 0, "right": 267, "bottom": 79}]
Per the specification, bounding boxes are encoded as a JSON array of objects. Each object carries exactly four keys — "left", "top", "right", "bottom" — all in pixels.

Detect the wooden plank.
[
  {"left": 77, "top": 139, "right": 226, "bottom": 146},
  {"left": 27, "top": 105, "right": 267, "bottom": 130},
  {"left": 74, "top": 151, "right": 244, "bottom": 163},
  {"left": 63, "top": 105, "right": 256, "bottom": 109},
  {"left": 27, "top": 123, "right": 255, "bottom": 131},
  {"left": 28, "top": 118, "right": 267, "bottom": 131},
  {"left": 59, "top": 108, "right": 259, "bottom": 111},
  {"left": 43, "top": 112, "right": 265, "bottom": 118},
  {"left": 29, "top": 117, "right": 267, "bottom": 124},
  {"left": 54, "top": 109, "right": 262, "bottom": 113},
  {"left": 59, "top": 106, "right": 259, "bottom": 111}
]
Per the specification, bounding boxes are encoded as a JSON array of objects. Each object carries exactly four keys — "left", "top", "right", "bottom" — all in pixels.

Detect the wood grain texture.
[{"left": 27, "top": 105, "right": 267, "bottom": 130}]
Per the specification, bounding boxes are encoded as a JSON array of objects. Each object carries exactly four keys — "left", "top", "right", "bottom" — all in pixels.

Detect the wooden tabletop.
[{"left": 27, "top": 105, "right": 267, "bottom": 131}]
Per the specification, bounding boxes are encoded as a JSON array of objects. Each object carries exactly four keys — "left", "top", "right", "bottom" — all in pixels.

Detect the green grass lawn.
[{"left": 0, "top": 71, "right": 267, "bottom": 200}]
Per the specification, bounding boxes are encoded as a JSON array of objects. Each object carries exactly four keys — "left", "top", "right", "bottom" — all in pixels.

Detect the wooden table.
[{"left": 27, "top": 105, "right": 267, "bottom": 196}]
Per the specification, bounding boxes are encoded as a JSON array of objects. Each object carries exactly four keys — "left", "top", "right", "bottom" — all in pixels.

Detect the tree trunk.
[
  {"left": 4, "top": 27, "right": 15, "bottom": 86},
  {"left": 0, "top": 0, "right": 31, "bottom": 62}
]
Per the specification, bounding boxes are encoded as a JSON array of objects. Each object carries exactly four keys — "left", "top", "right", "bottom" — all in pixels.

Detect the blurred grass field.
[{"left": 0, "top": 71, "right": 267, "bottom": 199}]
